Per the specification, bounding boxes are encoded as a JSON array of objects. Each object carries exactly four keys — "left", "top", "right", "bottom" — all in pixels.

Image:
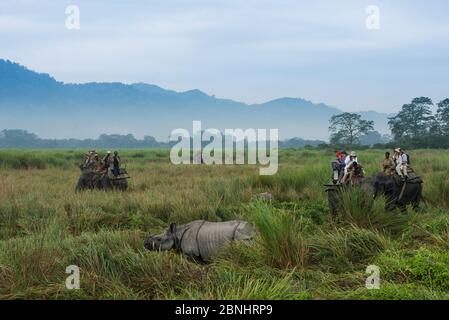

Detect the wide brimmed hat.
[
  {"left": 350, "top": 151, "right": 357, "bottom": 157},
  {"left": 394, "top": 148, "right": 401, "bottom": 153}
]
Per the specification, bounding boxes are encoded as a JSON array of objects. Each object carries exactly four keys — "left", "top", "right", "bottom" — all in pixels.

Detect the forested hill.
[{"left": 0, "top": 59, "right": 391, "bottom": 141}]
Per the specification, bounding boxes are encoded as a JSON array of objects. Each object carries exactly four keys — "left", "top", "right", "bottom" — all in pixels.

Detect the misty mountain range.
[{"left": 0, "top": 59, "right": 392, "bottom": 142}]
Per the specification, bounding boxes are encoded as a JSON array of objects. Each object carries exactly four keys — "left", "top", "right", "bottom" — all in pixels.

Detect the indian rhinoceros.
[{"left": 144, "top": 220, "right": 254, "bottom": 261}]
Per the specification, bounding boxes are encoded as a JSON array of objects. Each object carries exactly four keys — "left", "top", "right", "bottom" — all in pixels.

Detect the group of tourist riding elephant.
[
  {"left": 327, "top": 147, "right": 423, "bottom": 215},
  {"left": 75, "top": 150, "right": 129, "bottom": 191}
]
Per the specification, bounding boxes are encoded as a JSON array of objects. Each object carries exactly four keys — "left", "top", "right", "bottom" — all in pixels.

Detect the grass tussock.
[
  {"left": 250, "top": 202, "right": 311, "bottom": 269},
  {"left": 309, "top": 226, "right": 389, "bottom": 273},
  {"left": 337, "top": 188, "right": 410, "bottom": 235}
]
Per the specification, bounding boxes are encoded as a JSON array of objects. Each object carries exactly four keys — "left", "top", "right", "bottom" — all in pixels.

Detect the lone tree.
[
  {"left": 436, "top": 98, "right": 449, "bottom": 135},
  {"left": 388, "top": 97, "right": 434, "bottom": 140},
  {"left": 329, "top": 112, "right": 374, "bottom": 146}
]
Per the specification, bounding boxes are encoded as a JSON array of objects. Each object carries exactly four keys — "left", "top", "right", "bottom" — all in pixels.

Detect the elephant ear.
[{"left": 169, "top": 223, "right": 177, "bottom": 234}]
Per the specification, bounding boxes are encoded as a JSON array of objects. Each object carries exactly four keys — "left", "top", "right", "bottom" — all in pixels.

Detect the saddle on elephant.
[{"left": 392, "top": 166, "right": 422, "bottom": 185}]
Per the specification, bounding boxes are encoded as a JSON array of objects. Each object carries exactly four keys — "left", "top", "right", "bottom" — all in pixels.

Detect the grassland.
[{"left": 0, "top": 148, "right": 448, "bottom": 299}]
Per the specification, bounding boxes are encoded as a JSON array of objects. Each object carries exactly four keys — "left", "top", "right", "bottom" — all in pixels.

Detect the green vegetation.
[
  {"left": 326, "top": 97, "right": 449, "bottom": 150},
  {"left": 0, "top": 149, "right": 448, "bottom": 299}
]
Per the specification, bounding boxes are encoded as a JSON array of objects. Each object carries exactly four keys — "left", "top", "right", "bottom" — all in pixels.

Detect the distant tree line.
[
  {"left": 0, "top": 129, "right": 326, "bottom": 149},
  {"left": 0, "top": 130, "right": 172, "bottom": 149}
]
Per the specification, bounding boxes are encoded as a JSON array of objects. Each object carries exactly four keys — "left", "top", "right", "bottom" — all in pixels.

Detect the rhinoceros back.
[{"left": 181, "top": 220, "right": 253, "bottom": 260}]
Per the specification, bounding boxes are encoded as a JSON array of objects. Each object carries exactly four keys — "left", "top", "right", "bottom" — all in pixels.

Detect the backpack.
[{"left": 405, "top": 153, "right": 411, "bottom": 165}]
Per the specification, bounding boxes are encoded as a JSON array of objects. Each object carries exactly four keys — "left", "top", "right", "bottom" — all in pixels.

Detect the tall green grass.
[
  {"left": 250, "top": 202, "right": 311, "bottom": 268},
  {"left": 0, "top": 149, "right": 448, "bottom": 299},
  {"left": 337, "top": 188, "right": 409, "bottom": 235}
]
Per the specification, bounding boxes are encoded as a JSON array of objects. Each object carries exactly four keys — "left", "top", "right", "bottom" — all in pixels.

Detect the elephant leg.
[
  {"left": 118, "top": 179, "right": 128, "bottom": 191},
  {"left": 90, "top": 177, "right": 97, "bottom": 189},
  {"left": 411, "top": 191, "right": 422, "bottom": 212},
  {"left": 330, "top": 205, "right": 337, "bottom": 218},
  {"left": 327, "top": 190, "right": 339, "bottom": 218},
  {"left": 101, "top": 176, "right": 113, "bottom": 190},
  {"left": 384, "top": 195, "right": 396, "bottom": 212},
  {"left": 87, "top": 175, "right": 96, "bottom": 189},
  {"left": 93, "top": 175, "right": 106, "bottom": 190},
  {"left": 401, "top": 184, "right": 422, "bottom": 212},
  {"left": 76, "top": 175, "right": 93, "bottom": 191},
  {"left": 75, "top": 178, "right": 85, "bottom": 192},
  {"left": 414, "top": 186, "right": 423, "bottom": 212}
]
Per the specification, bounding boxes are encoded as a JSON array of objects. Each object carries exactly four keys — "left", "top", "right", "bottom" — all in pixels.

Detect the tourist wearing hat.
[
  {"left": 341, "top": 151, "right": 359, "bottom": 184},
  {"left": 394, "top": 148, "right": 408, "bottom": 181}
]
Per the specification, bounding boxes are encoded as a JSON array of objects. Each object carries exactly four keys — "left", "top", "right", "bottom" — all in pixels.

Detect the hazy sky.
[{"left": 1, "top": 0, "right": 448, "bottom": 113}]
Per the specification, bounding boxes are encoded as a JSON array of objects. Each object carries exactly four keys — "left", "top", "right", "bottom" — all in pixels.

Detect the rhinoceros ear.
[{"left": 169, "top": 223, "right": 177, "bottom": 234}]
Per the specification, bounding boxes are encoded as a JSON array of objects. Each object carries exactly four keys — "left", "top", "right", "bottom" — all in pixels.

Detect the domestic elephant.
[
  {"left": 75, "top": 166, "right": 128, "bottom": 192},
  {"left": 372, "top": 172, "right": 422, "bottom": 211}
]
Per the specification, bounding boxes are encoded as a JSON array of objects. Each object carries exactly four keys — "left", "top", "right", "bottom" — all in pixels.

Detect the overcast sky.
[{"left": 1, "top": 0, "right": 448, "bottom": 113}]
